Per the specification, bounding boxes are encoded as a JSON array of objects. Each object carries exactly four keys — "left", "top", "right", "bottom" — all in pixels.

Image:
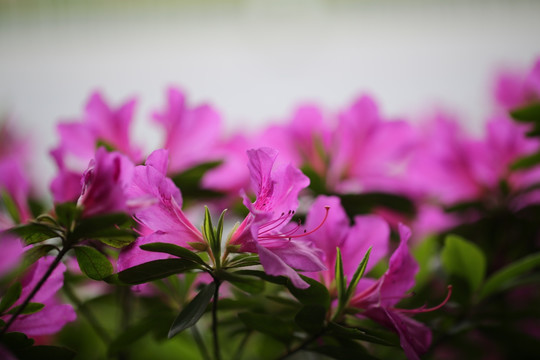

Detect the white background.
[{"left": 1, "top": 1, "right": 540, "bottom": 191}]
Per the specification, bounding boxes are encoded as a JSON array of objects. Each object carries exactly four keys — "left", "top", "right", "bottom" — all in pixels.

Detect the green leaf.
[
  {"left": 412, "top": 236, "right": 438, "bottom": 289},
  {"left": 54, "top": 202, "right": 80, "bottom": 228},
  {"left": 7, "top": 223, "right": 60, "bottom": 245},
  {"left": 93, "top": 228, "right": 137, "bottom": 248},
  {"left": 22, "top": 244, "right": 57, "bottom": 268},
  {"left": 287, "top": 276, "right": 331, "bottom": 310},
  {"left": 510, "top": 103, "right": 540, "bottom": 122},
  {"left": 73, "top": 246, "right": 114, "bottom": 280},
  {"left": 346, "top": 247, "right": 371, "bottom": 304},
  {"left": 15, "top": 345, "right": 76, "bottom": 360},
  {"left": 140, "top": 242, "right": 208, "bottom": 268},
  {"left": 215, "top": 209, "right": 226, "bottom": 245},
  {"left": 480, "top": 252, "right": 540, "bottom": 300},
  {"left": 71, "top": 213, "right": 132, "bottom": 241},
  {"left": 225, "top": 254, "right": 260, "bottom": 268},
  {"left": 441, "top": 234, "right": 486, "bottom": 293},
  {"left": 238, "top": 312, "right": 294, "bottom": 343},
  {"left": 171, "top": 161, "right": 224, "bottom": 200},
  {"left": 295, "top": 304, "right": 326, "bottom": 333},
  {"left": 339, "top": 192, "right": 416, "bottom": 218},
  {"left": 327, "top": 322, "right": 398, "bottom": 347},
  {"left": 7, "top": 302, "right": 44, "bottom": 315},
  {"left": 202, "top": 206, "right": 219, "bottom": 265},
  {"left": 168, "top": 282, "right": 216, "bottom": 338},
  {"left": 215, "top": 270, "right": 265, "bottom": 294},
  {"left": 117, "top": 259, "right": 201, "bottom": 285},
  {"left": 309, "top": 338, "right": 377, "bottom": 360},
  {"left": 0, "top": 331, "right": 34, "bottom": 350},
  {"left": 510, "top": 151, "right": 540, "bottom": 170},
  {"left": 0, "top": 282, "right": 22, "bottom": 314},
  {"left": 1, "top": 190, "right": 20, "bottom": 224},
  {"left": 335, "top": 248, "right": 347, "bottom": 310}
]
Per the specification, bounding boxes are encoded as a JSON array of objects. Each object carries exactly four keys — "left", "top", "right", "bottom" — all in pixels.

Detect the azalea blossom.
[
  {"left": 117, "top": 149, "right": 205, "bottom": 271},
  {"left": 152, "top": 87, "right": 223, "bottom": 174},
  {"left": 50, "top": 92, "right": 141, "bottom": 203},
  {"left": 350, "top": 224, "right": 451, "bottom": 360},
  {"left": 0, "top": 257, "right": 76, "bottom": 336},
  {"left": 328, "top": 95, "right": 416, "bottom": 194},
  {"left": 228, "top": 147, "right": 326, "bottom": 289},
  {"left": 77, "top": 147, "right": 135, "bottom": 217}
]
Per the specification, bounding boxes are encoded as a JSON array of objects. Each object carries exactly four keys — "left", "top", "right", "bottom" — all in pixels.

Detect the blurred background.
[{"left": 1, "top": 0, "right": 540, "bottom": 191}]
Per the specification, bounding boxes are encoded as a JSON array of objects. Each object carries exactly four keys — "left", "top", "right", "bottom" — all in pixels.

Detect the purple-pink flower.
[
  {"left": 228, "top": 147, "right": 326, "bottom": 289},
  {"left": 51, "top": 92, "right": 141, "bottom": 203},
  {"left": 1, "top": 257, "right": 76, "bottom": 336},
  {"left": 77, "top": 147, "right": 135, "bottom": 218},
  {"left": 118, "top": 149, "right": 205, "bottom": 271},
  {"left": 153, "top": 87, "right": 222, "bottom": 174}
]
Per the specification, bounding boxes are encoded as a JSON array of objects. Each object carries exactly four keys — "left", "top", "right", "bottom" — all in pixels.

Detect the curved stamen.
[
  {"left": 258, "top": 206, "right": 330, "bottom": 240},
  {"left": 259, "top": 210, "right": 295, "bottom": 234},
  {"left": 397, "top": 285, "right": 452, "bottom": 314}
]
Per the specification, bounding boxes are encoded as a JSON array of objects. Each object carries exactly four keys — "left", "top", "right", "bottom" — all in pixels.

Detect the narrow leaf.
[
  {"left": 441, "top": 234, "right": 486, "bottom": 293},
  {"left": 238, "top": 312, "right": 294, "bottom": 343},
  {"left": 7, "top": 223, "right": 60, "bottom": 245},
  {"left": 140, "top": 242, "right": 208, "bottom": 267},
  {"left": 510, "top": 103, "right": 540, "bottom": 122},
  {"left": 1, "top": 190, "right": 20, "bottom": 224},
  {"left": 22, "top": 244, "right": 57, "bottom": 268},
  {"left": 327, "top": 322, "right": 398, "bottom": 347},
  {"left": 7, "top": 302, "right": 44, "bottom": 315},
  {"left": 511, "top": 151, "right": 540, "bottom": 170},
  {"left": 216, "top": 270, "right": 265, "bottom": 294},
  {"left": 295, "top": 304, "right": 326, "bottom": 333},
  {"left": 480, "top": 252, "right": 540, "bottom": 299},
  {"left": 168, "top": 282, "right": 216, "bottom": 338},
  {"left": 71, "top": 213, "right": 132, "bottom": 241},
  {"left": 335, "top": 248, "right": 346, "bottom": 309},
  {"left": 74, "top": 246, "right": 114, "bottom": 280},
  {"left": 287, "top": 276, "right": 331, "bottom": 310},
  {"left": 346, "top": 247, "right": 371, "bottom": 302},
  {"left": 0, "top": 282, "right": 22, "bottom": 314},
  {"left": 215, "top": 209, "right": 227, "bottom": 244},
  {"left": 117, "top": 259, "right": 200, "bottom": 285},
  {"left": 54, "top": 202, "right": 79, "bottom": 228}
]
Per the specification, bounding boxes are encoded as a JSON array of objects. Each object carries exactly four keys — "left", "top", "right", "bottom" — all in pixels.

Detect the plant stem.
[
  {"left": 276, "top": 329, "right": 326, "bottom": 360},
  {"left": 63, "top": 281, "right": 111, "bottom": 344},
  {"left": 0, "top": 246, "right": 70, "bottom": 337},
  {"left": 212, "top": 280, "right": 222, "bottom": 360},
  {"left": 191, "top": 326, "right": 212, "bottom": 360}
]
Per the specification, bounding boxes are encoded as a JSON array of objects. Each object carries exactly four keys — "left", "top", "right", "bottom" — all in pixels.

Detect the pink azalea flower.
[
  {"left": 152, "top": 87, "right": 223, "bottom": 174},
  {"left": 328, "top": 95, "right": 416, "bottom": 194},
  {"left": 118, "top": 149, "right": 205, "bottom": 271},
  {"left": 0, "top": 233, "right": 24, "bottom": 277},
  {"left": 50, "top": 91, "right": 141, "bottom": 203},
  {"left": 1, "top": 257, "right": 76, "bottom": 336},
  {"left": 303, "top": 195, "right": 390, "bottom": 288},
  {"left": 228, "top": 147, "right": 326, "bottom": 289},
  {"left": 77, "top": 148, "right": 135, "bottom": 218},
  {"left": 350, "top": 224, "right": 451, "bottom": 360},
  {"left": 494, "top": 58, "right": 540, "bottom": 110},
  {"left": 256, "top": 104, "right": 332, "bottom": 175}
]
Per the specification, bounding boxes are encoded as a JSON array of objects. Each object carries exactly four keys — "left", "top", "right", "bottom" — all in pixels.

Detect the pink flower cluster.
[{"left": 1, "top": 57, "right": 539, "bottom": 359}]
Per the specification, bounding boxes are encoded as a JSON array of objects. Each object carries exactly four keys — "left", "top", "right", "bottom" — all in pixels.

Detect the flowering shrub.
[{"left": 1, "top": 58, "right": 540, "bottom": 360}]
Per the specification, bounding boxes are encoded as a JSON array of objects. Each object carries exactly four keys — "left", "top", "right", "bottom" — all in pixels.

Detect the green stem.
[
  {"left": 63, "top": 281, "right": 111, "bottom": 344},
  {"left": 0, "top": 245, "right": 70, "bottom": 337},
  {"left": 191, "top": 326, "right": 212, "bottom": 360},
  {"left": 212, "top": 280, "right": 222, "bottom": 360}
]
